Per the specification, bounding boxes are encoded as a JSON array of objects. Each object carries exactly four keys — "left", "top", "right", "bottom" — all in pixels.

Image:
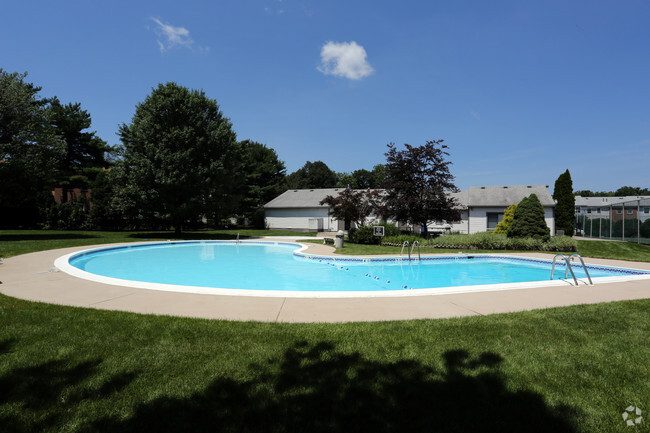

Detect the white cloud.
[
  {"left": 317, "top": 41, "right": 374, "bottom": 80},
  {"left": 150, "top": 17, "right": 202, "bottom": 53}
]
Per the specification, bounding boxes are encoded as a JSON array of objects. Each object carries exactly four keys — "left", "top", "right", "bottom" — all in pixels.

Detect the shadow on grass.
[
  {"left": 84, "top": 342, "right": 579, "bottom": 433},
  {"left": 0, "top": 354, "right": 139, "bottom": 433},
  {"left": 129, "top": 232, "right": 250, "bottom": 241},
  {"left": 0, "top": 233, "right": 100, "bottom": 242}
]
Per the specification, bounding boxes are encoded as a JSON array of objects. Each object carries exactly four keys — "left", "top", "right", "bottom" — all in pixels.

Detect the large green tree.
[
  {"left": 553, "top": 169, "right": 575, "bottom": 236},
  {"left": 382, "top": 140, "right": 460, "bottom": 236},
  {"left": 238, "top": 140, "right": 286, "bottom": 227},
  {"left": 116, "top": 82, "right": 241, "bottom": 233},
  {"left": 47, "top": 98, "right": 113, "bottom": 199},
  {"left": 0, "top": 70, "right": 62, "bottom": 227},
  {"left": 286, "top": 160, "right": 337, "bottom": 189}
]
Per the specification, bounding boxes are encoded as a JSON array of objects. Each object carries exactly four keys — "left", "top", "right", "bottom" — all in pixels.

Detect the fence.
[{"left": 575, "top": 198, "right": 650, "bottom": 245}]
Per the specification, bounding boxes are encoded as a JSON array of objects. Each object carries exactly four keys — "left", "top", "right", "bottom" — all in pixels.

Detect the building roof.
[
  {"left": 264, "top": 188, "right": 348, "bottom": 209},
  {"left": 468, "top": 185, "right": 555, "bottom": 207},
  {"left": 265, "top": 185, "right": 554, "bottom": 209},
  {"left": 575, "top": 196, "right": 650, "bottom": 207}
]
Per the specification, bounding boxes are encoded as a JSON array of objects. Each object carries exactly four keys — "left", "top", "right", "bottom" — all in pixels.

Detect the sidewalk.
[{"left": 1, "top": 239, "right": 649, "bottom": 323}]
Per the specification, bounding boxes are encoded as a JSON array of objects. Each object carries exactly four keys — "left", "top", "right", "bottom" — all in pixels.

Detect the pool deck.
[{"left": 1, "top": 238, "right": 649, "bottom": 323}]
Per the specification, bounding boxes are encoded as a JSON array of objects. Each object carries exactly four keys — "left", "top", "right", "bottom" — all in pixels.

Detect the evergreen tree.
[
  {"left": 47, "top": 98, "right": 113, "bottom": 199},
  {"left": 0, "top": 69, "right": 62, "bottom": 227},
  {"left": 553, "top": 169, "right": 575, "bottom": 236},
  {"left": 238, "top": 140, "right": 286, "bottom": 227},
  {"left": 507, "top": 194, "right": 550, "bottom": 240}
]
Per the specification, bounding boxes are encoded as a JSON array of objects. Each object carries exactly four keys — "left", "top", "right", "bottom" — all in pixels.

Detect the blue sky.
[{"left": 2, "top": 0, "right": 649, "bottom": 191}]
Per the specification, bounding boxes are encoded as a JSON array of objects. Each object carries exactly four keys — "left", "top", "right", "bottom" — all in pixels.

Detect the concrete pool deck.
[{"left": 1, "top": 238, "right": 649, "bottom": 323}]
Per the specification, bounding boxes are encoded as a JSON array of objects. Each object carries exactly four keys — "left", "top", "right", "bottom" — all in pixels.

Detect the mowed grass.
[
  {"left": 329, "top": 238, "right": 650, "bottom": 262},
  {"left": 576, "top": 239, "right": 650, "bottom": 262},
  {"left": 0, "top": 229, "right": 315, "bottom": 259},
  {"left": 1, "top": 294, "right": 649, "bottom": 433}
]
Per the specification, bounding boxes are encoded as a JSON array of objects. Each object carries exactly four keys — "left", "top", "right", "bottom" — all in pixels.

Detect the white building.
[{"left": 264, "top": 185, "right": 556, "bottom": 235}]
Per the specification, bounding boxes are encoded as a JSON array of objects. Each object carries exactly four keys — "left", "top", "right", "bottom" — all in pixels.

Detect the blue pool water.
[{"left": 66, "top": 241, "right": 648, "bottom": 293}]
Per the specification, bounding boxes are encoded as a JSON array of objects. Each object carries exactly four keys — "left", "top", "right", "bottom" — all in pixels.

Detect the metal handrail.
[
  {"left": 568, "top": 254, "right": 593, "bottom": 285},
  {"left": 401, "top": 241, "right": 410, "bottom": 260},
  {"left": 551, "top": 254, "right": 578, "bottom": 286},
  {"left": 411, "top": 241, "right": 421, "bottom": 261}
]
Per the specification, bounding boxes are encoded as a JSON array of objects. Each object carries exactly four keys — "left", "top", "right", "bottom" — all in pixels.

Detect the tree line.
[{"left": 0, "top": 70, "right": 392, "bottom": 232}]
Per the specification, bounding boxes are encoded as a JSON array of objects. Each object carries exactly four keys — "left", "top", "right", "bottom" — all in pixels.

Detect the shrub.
[
  {"left": 493, "top": 204, "right": 516, "bottom": 234},
  {"left": 507, "top": 194, "right": 550, "bottom": 241},
  {"left": 350, "top": 222, "right": 401, "bottom": 244}
]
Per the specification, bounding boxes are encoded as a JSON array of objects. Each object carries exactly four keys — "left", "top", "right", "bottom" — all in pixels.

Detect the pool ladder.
[
  {"left": 551, "top": 254, "right": 593, "bottom": 286},
  {"left": 400, "top": 241, "right": 421, "bottom": 261}
]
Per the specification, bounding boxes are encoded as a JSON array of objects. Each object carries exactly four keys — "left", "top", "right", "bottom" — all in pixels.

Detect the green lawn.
[
  {"left": 327, "top": 238, "right": 650, "bottom": 262},
  {"left": 1, "top": 231, "right": 649, "bottom": 432},
  {"left": 0, "top": 229, "right": 315, "bottom": 259},
  {"left": 0, "top": 294, "right": 648, "bottom": 432}
]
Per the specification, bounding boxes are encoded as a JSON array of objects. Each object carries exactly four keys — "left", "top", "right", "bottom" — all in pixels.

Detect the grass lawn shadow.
[
  {"left": 84, "top": 341, "right": 579, "bottom": 433},
  {"left": 129, "top": 232, "right": 251, "bottom": 241},
  {"left": 0, "top": 350, "right": 140, "bottom": 433},
  {"left": 0, "top": 233, "right": 100, "bottom": 242}
]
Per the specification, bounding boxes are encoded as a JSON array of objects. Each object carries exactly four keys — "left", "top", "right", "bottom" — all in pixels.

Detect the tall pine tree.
[{"left": 553, "top": 169, "right": 575, "bottom": 236}]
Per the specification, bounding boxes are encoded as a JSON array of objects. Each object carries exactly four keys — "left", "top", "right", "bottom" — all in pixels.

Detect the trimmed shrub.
[
  {"left": 349, "top": 222, "right": 401, "bottom": 244},
  {"left": 381, "top": 233, "right": 577, "bottom": 252},
  {"left": 507, "top": 194, "right": 550, "bottom": 241},
  {"left": 493, "top": 204, "right": 516, "bottom": 234}
]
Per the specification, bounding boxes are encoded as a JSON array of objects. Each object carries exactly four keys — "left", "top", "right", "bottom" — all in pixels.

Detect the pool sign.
[{"left": 373, "top": 226, "right": 385, "bottom": 237}]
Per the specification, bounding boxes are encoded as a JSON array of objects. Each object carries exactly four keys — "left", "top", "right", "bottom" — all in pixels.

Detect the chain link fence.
[{"left": 575, "top": 198, "right": 650, "bottom": 245}]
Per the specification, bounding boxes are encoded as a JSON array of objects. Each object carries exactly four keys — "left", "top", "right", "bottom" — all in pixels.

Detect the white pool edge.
[{"left": 54, "top": 241, "right": 650, "bottom": 299}]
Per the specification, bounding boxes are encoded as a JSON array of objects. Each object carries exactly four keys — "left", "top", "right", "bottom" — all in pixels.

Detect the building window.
[
  {"left": 486, "top": 213, "right": 504, "bottom": 231},
  {"left": 643, "top": 207, "right": 650, "bottom": 214},
  {"left": 627, "top": 209, "right": 634, "bottom": 215},
  {"left": 601, "top": 207, "right": 609, "bottom": 213},
  {"left": 616, "top": 209, "right": 623, "bottom": 214},
  {"left": 587, "top": 208, "right": 592, "bottom": 214}
]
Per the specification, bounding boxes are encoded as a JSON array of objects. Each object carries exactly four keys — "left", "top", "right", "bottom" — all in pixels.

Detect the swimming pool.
[{"left": 54, "top": 241, "right": 650, "bottom": 298}]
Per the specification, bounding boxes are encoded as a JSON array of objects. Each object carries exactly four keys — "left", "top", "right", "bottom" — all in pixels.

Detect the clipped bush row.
[
  {"left": 382, "top": 232, "right": 577, "bottom": 252},
  {"left": 348, "top": 223, "right": 402, "bottom": 244}
]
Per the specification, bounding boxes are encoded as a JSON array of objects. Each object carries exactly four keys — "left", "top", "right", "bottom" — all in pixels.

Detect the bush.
[
  {"left": 349, "top": 222, "right": 401, "bottom": 244},
  {"left": 507, "top": 194, "right": 550, "bottom": 241},
  {"left": 493, "top": 204, "right": 516, "bottom": 234},
  {"left": 381, "top": 232, "right": 577, "bottom": 252}
]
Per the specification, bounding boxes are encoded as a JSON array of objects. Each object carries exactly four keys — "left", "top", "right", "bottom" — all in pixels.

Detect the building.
[
  {"left": 575, "top": 196, "right": 650, "bottom": 223},
  {"left": 264, "top": 185, "right": 555, "bottom": 234}
]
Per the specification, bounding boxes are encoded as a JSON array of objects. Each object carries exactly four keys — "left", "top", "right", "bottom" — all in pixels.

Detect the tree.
[
  {"left": 371, "top": 164, "right": 387, "bottom": 188},
  {"left": 238, "top": 140, "right": 286, "bottom": 227},
  {"left": 553, "top": 169, "right": 575, "bottom": 236},
  {"left": 116, "top": 82, "right": 242, "bottom": 234},
  {"left": 507, "top": 194, "right": 550, "bottom": 240},
  {"left": 286, "top": 161, "right": 337, "bottom": 189},
  {"left": 320, "top": 188, "right": 380, "bottom": 229},
  {"left": 382, "top": 140, "right": 460, "bottom": 237},
  {"left": 0, "top": 69, "right": 63, "bottom": 227},
  {"left": 493, "top": 204, "right": 517, "bottom": 234},
  {"left": 47, "top": 98, "right": 113, "bottom": 199},
  {"left": 615, "top": 186, "right": 650, "bottom": 196}
]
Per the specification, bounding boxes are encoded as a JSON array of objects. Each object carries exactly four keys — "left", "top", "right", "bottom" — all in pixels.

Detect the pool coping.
[{"left": 1, "top": 238, "right": 650, "bottom": 323}]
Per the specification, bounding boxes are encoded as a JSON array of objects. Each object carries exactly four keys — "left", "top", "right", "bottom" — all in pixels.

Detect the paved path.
[{"left": 1, "top": 239, "right": 649, "bottom": 323}]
